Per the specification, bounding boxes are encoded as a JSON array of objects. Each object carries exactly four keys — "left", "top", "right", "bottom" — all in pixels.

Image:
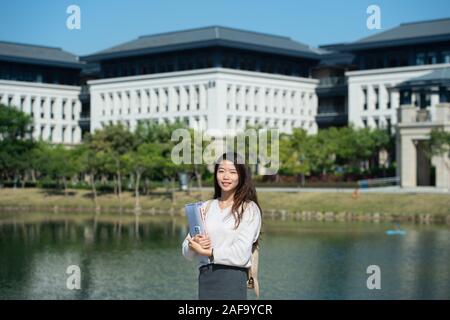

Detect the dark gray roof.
[
  {"left": 397, "top": 67, "right": 450, "bottom": 88},
  {"left": 0, "top": 41, "right": 82, "bottom": 68},
  {"left": 82, "top": 26, "right": 320, "bottom": 62},
  {"left": 344, "top": 17, "right": 450, "bottom": 51}
]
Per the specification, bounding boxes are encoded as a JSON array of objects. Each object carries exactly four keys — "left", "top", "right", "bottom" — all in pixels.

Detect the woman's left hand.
[{"left": 188, "top": 238, "right": 212, "bottom": 257}]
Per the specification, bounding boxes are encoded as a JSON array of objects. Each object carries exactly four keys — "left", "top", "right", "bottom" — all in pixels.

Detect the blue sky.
[{"left": 0, "top": 0, "right": 449, "bottom": 56}]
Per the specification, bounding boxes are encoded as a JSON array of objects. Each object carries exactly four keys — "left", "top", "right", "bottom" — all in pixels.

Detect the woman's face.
[{"left": 217, "top": 160, "right": 239, "bottom": 193}]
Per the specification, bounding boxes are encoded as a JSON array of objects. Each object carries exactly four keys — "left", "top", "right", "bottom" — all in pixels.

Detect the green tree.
[
  {"left": 123, "top": 142, "right": 166, "bottom": 211},
  {"left": 36, "top": 143, "right": 80, "bottom": 195},
  {"left": 429, "top": 128, "right": 450, "bottom": 171},
  {"left": 89, "top": 124, "right": 136, "bottom": 208},
  {"left": 0, "top": 104, "right": 35, "bottom": 188},
  {"left": 279, "top": 128, "right": 310, "bottom": 184}
]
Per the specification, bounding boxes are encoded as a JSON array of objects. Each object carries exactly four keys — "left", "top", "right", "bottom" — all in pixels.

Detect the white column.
[
  {"left": 112, "top": 92, "right": 118, "bottom": 118},
  {"left": 74, "top": 100, "right": 81, "bottom": 122},
  {"left": 130, "top": 90, "right": 137, "bottom": 116},
  {"left": 168, "top": 86, "right": 176, "bottom": 113},
  {"left": 199, "top": 84, "right": 206, "bottom": 110},
  {"left": 62, "top": 125, "right": 68, "bottom": 143},
  {"left": 188, "top": 85, "right": 195, "bottom": 112},
  {"left": 156, "top": 87, "right": 163, "bottom": 113},
  {"left": 0, "top": 92, "right": 7, "bottom": 105},
  {"left": 207, "top": 80, "right": 227, "bottom": 133},
  {"left": 139, "top": 89, "right": 147, "bottom": 114},
  {"left": 43, "top": 96, "right": 50, "bottom": 120},
  {"left": 54, "top": 124, "right": 62, "bottom": 143},
  {"left": 229, "top": 84, "right": 236, "bottom": 111},
  {"left": 249, "top": 86, "right": 255, "bottom": 112},
  {"left": 179, "top": 86, "right": 186, "bottom": 112},
  {"left": 54, "top": 97, "right": 62, "bottom": 121},
  {"left": 24, "top": 95, "right": 31, "bottom": 114},
  {"left": 400, "top": 136, "right": 416, "bottom": 187},
  {"left": 149, "top": 88, "right": 156, "bottom": 114}
]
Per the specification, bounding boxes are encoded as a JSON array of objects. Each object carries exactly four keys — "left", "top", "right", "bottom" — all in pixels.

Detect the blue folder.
[{"left": 184, "top": 202, "right": 205, "bottom": 237}]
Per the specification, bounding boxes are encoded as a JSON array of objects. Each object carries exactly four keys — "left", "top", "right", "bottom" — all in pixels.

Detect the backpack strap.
[{"left": 200, "top": 200, "right": 213, "bottom": 236}]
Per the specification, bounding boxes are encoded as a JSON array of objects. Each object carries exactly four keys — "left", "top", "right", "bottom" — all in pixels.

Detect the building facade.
[
  {"left": 0, "top": 41, "right": 85, "bottom": 144},
  {"left": 83, "top": 26, "right": 321, "bottom": 136},
  {"left": 1, "top": 19, "right": 450, "bottom": 143},
  {"left": 89, "top": 68, "right": 318, "bottom": 135},
  {"left": 347, "top": 63, "right": 450, "bottom": 132},
  {"left": 329, "top": 18, "right": 450, "bottom": 131}
]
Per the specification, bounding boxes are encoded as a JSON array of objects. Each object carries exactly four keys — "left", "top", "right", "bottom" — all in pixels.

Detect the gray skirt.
[{"left": 198, "top": 264, "right": 248, "bottom": 300}]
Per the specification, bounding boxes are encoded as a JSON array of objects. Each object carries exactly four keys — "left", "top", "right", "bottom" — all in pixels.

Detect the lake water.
[{"left": 0, "top": 212, "right": 449, "bottom": 299}]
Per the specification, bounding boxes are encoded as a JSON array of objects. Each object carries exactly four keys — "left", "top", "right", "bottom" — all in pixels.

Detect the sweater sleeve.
[
  {"left": 212, "top": 202, "right": 261, "bottom": 267},
  {"left": 181, "top": 233, "right": 198, "bottom": 261}
]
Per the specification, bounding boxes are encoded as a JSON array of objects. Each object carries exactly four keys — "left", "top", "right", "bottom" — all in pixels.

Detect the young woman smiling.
[{"left": 182, "top": 152, "right": 262, "bottom": 300}]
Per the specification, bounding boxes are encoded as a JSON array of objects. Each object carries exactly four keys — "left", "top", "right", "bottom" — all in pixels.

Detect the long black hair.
[{"left": 213, "top": 152, "right": 263, "bottom": 232}]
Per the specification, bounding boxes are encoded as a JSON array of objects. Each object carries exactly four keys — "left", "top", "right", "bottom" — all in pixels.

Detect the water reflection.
[{"left": 0, "top": 213, "right": 448, "bottom": 299}]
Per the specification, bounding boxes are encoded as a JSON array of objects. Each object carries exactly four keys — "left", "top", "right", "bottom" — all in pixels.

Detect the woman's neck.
[{"left": 220, "top": 190, "right": 235, "bottom": 202}]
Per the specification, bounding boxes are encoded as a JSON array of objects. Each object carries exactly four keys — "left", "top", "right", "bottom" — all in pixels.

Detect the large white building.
[
  {"left": 83, "top": 26, "right": 321, "bottom": 136},
  {"left": 88, "top": 68, "right": 318, "bottom": 135},
  {"left": 0, "top": 41, "right": 85, "bottom": 144},
  {"left": 347, "top": 63, "right": 450, "bottom": 132},
  {"left": 2, "top": 19, "right": 450, "bottom": 144},
  {"left": 335, "top": 18, "right": 450, "bottom": 132}
]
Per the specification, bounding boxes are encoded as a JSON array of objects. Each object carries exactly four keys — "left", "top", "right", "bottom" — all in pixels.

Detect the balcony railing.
[{"left": 318, "top": 77, "right": 347, "bottom": 87}]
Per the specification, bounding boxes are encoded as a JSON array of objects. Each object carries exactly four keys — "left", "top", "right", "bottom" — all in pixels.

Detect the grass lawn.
[{"left": 0, "top": 188, "right": 449, "bottom": 216}]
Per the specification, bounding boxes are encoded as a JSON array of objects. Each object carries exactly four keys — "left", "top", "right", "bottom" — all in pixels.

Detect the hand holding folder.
[{"left": 184, "top": 202, "right": 206, "bottom": 237}]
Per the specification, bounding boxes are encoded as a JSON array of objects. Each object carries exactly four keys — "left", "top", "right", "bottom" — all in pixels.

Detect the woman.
[{"left": 181, "top": 152, "right": 262, "bottom": 300}]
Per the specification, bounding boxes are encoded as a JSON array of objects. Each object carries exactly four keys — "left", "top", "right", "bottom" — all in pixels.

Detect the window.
[
  {"left": 72, "top": 102, "right": 76, "bottom": 120},
  {"left": 362, "top": 88, "right": 368, "bottom": 110},
  {"left": 50, "top": 99, "right": 55, "bottom": 119},
  {"left": 416, "top": 53, "right": 426, "bottom": 65},
  {"left": 427, "top": 52, "right": 437, "bottom": 64},
  {"left": 62, "top": 127, "right": 66, "bottom": 143},
  {"left": 374, "top": 88, "right": 379, "bottom": 110},
  {"left": 362, "top": 119, "right": 367, "bottom": 127},
  {"left": 443, "top": 51, "right": 450, "bottom": 64},
  {"left": 20, "top": 97, "right": 25, "bottom": 111},
  {"left": 400, "top": 90, "right": 411, "bottom": 105}
]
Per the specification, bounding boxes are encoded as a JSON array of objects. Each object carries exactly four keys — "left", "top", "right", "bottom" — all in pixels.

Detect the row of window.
[
  {"left": 99, "top": 116, "right": 207, "bottom": 129},
  {"left": 226, "top": 103, "right": 314, "bottom": 115},
  {"left": 0, "top": 62, "right": 80, "bottom": 85},
  {"left": 101, "top": 49, "right": 313, "bottom": 79},
  {"left": 361, "top": 117, "right": 392, "bottom": 131},
  {"left": 0, "top": 94, "right": 79, "bottom": 120},
  {"left": 99, "top": 85, "right": 206, "bottom": 116},
  {"left": 361, "top": 87, "right": 392, "bottom": 111},
  {"left": 226, "top": 117, "right": 314, "bottom": 130},
  {"left": 360, "top": 50, "right": 450, "bottom": 70},
  {"left": 400, "top": 89, "right": 450, "bottom": 107},
  {"left": 32, "top": 124, "right": 79, "bottom": 144}
]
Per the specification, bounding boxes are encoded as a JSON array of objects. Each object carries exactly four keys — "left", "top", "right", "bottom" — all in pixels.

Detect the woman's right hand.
[{"left": 193, "top": 235, "right": 211, "bottom": 249}]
